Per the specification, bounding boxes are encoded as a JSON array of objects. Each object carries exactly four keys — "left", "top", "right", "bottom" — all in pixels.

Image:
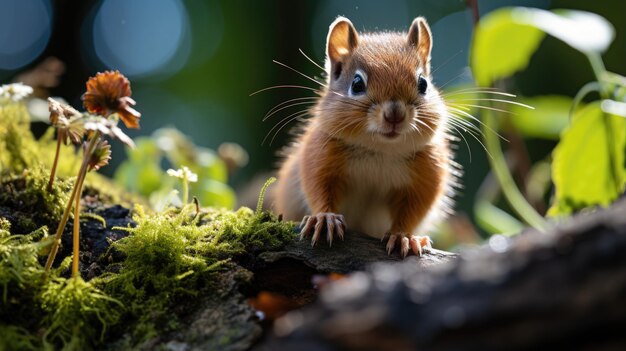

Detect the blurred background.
[{"left": 1, "top": 0, "right": 625, "bottom": 243}]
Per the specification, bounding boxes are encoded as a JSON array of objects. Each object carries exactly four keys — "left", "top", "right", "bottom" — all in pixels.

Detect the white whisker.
[
  {"left": 273, "top": 60, "right": 327, "bottom": 87},
  {"left": 299, "top": 48, "right": 325, "bottom": 71},
  {"left": 250, "top": 85, "right": 321, "bottom": 96}
]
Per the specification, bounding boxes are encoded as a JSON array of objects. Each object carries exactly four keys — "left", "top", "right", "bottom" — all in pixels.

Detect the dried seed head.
[
  {"left": 85, "top": 139, "right": 112, "bottom": 171},
  {"left": 48, "top": 98, "right": 85, "bottom": 145}
]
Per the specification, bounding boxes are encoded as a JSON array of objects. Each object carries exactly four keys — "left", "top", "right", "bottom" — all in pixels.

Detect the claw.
[
  {"left": 381, "top": 232, "right": 390, "bottom": 243},
  {"left": 299, "top": 212, "right": 346, "bottom": 247},
  {"left": 386, "top": 235, "right": 397, "bottom": 255},
  {"left": 335, "top": 219, "right": 344, "bottom": 240},
  {"left": 299, "top": 215, "right": 310, "bottom": 230},
  {"left": 326, "top": 216, "right": 335, "bottom": 247},
  {"left": 401, "top": 237, "right": 410, "bottom": 258},
  {"left": 409, "top": 235, "right": 432, "bottom": 256},
  {"left": 409, "top": 237, "right": 422, "bottom": 256},
  {"left": 337, "top": 215, "right": 346, "bottom": 227},
  {"left": 424, "top": 236, "right": 433, "bottom": 250},
  {"left": 300, "top": 215, "right": 315, "bottom": 240},
  {"left": 312, "top": 217, "right": 325, "bottom": 246},
  {"left": 383, "top": 233, "right": 433, "bottom": 258}
]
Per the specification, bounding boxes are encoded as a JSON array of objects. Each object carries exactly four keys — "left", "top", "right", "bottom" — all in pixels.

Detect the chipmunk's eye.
[
  {"left": 418, "top": 75, "right": 428, "bottom": 95},
  {"left": 350, "top": 73, "right": 366, "bottom": 95}
]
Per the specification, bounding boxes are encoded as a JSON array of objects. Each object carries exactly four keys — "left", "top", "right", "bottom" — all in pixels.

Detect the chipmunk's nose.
[{"left": 383, "top": 101, "right": 405, "bottom": 125}]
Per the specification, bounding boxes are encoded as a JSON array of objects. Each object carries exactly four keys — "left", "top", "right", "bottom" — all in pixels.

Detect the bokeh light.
[
  {"left": 0, "top": 0, "right": 52, "bottom": 71},
  {"left": 91, "top": 0, "right": 189, "bottom": 78}
]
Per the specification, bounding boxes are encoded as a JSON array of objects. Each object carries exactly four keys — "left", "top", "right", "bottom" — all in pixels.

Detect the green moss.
[
  {"left": 0, "top": 103, "right": 39, "bottom": 173},
  {"left": 0, "top": 225, "right": 47, "bottom": 349},
  {"left": 0, "top": 217, "right": 10, "bottom": 232},
  {"left": 1, "top": 173, "right": 295, "bottom": 350},
  {"left": 0, "top": 224, "right": 47, "bottom": 314},
  {"left": 0, "top": 166, "right": 73, "bottom": 233},
  {"left": 0, "top": 325, "right": 40, "bottom": 351},
  {"left": 40, "top": 277, "right": 122, "bottom": 350},
  {"left": 103, "top": 202, "right": 295, "bottom": 345},
  {"left": 1, "top": 223, "right": 123, "bottom": 351}
]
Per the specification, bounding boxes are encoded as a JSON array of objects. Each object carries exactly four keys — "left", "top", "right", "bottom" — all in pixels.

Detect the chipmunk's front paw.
[
  {"left": 299, "top": 212, "right": 346, "bottom": 247},
  {"left": 384, "top": 233, "right": 432, "bottom": 258}
]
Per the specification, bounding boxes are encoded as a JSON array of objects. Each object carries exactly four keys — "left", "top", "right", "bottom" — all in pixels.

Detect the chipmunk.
[{"left": 274, "top": 16, "right": 457, "bottom": 257}]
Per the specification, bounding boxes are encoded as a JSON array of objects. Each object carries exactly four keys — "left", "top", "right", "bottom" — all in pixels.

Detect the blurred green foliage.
[
  {"left": 114, "top": 127, "right": 236, "bottom": 210},
  {"left": 470, "top": 6, "right": 626, "bottom": 230},
  {"left": 509, "top": 96, "right": 570, "bottom": 139}
]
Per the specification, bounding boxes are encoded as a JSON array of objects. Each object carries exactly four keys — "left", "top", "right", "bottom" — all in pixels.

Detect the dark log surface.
[
  {"left": 259, "top": 232, "right": 457, "bottom": 274},
  {"left": 256, "top": 199, "right": 626, "bottom": 351}
]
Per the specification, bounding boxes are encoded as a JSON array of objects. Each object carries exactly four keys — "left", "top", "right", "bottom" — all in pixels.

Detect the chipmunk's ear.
[
  {"left": 326, "top": 16, "right": 359, "bottom": 79},
  {"left": 407, "top": 17, "right": 432, "bottom": 73}
]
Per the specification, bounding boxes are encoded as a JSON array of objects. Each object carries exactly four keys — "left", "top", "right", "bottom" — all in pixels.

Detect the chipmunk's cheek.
[{"left": 365, "top": 110, "right": 382, "bottom": 134}]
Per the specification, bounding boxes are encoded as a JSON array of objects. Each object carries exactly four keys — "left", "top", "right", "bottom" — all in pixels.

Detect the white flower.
[
  {"left": 0, "top": 83, "right": 34, "bottom": 103},
  {"left": 166, "top": 166, "right": 198, "bottom": 183}
]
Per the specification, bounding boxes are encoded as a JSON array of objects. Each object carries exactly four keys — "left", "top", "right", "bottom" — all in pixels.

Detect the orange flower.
[{"left": 82, "top": 71, "right": 141, "bottom": 129}]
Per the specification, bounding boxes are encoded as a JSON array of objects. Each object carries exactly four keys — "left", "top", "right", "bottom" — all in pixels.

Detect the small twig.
[
  {"left": 193, "top": 196, "right": 200, "bottom": 217},
  {"left": 71, "top": 173, "right": 86, "bottom": 277},
  {"left": 466, "top": 0, "right": 480, "bottom": 27}
]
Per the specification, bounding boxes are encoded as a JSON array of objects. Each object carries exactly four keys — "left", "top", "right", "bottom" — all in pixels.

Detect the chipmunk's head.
[{"left": 317, "top": 16, "right": 446, "bottom": 151}]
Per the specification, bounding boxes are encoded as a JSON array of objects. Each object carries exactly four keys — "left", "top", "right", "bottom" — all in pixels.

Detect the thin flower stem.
[
  {"left": 45, "top": 162, "right": 87, "bottom": 272},
  {"left": 182, "top": 178, "right": 189, "bottom": 205},
  {"left": 71, "top": 171, "right": 86, "bottom": 278},
  {"left": 45, "top": 132, "right": 101, "bottom": 273},
  {"left": 587, "top": 53, "right": 608, "bottom": 95},
  {"left": 482, "top": 110, "right": 547, "bottom": 230},
  {"left": 47, "top": 137, "right": 62, "bottom": 191}
]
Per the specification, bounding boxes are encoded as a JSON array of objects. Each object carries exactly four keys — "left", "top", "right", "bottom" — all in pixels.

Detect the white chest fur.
[{"left": 338, "top": 150, "right": 413, "bottom": 238}]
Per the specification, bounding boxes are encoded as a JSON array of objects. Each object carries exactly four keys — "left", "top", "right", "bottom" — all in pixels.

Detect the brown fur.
[{"left": 274, "top": 16, "right": 456, "bottom": 249}]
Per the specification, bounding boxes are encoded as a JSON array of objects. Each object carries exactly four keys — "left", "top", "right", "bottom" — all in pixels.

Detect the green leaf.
[
  {"left": 471, "top": 8, "right": 614, "bottom": 87},
  {"left": 471, "top": 8, "right": 545, "bottom": 87},
  {"left": 510, "top": 96, "right": 573, "bottom": 139},
  {"left": 549, "top": 101, "right": 626, "bottom": 215}
]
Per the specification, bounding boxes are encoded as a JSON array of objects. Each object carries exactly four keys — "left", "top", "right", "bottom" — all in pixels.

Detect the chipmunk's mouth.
[
  {"left": 379, "top": 124, "right": 402, "bottom": 139},
  {"left": 381, "top": 130, "right": 400, "bottom": 139}
]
